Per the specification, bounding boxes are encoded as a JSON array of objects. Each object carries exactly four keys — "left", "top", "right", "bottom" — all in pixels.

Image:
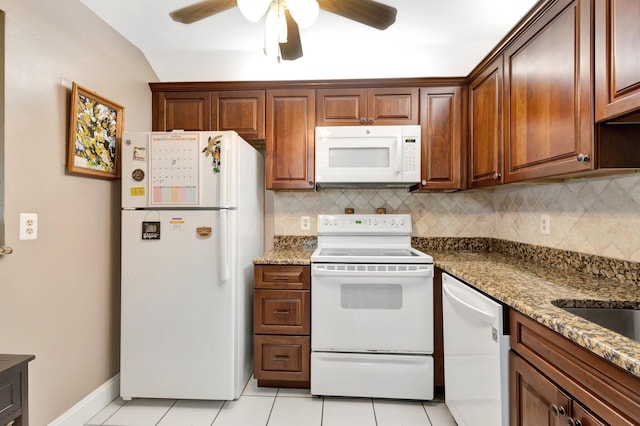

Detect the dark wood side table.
[{"left": 0, "top": 354, "right": 35, "bottom": 426}]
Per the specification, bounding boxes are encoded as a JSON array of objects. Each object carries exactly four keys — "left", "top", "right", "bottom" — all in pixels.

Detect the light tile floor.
[{"left": 86, "top": 376, "right": 457, "bottom": 426}]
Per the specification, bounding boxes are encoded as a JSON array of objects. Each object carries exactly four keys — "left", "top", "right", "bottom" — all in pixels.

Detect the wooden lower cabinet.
[
  {"left": 511, "top": 352, "right": 603, "bottom": 426},
  {"left": 253, "top": 264, "right": 311, "bottom": 388},
  {"left": 510, "top": 309, "right": 640, "bottom": 425}
]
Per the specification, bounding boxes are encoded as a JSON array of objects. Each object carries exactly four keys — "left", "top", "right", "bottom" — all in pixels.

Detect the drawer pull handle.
[
  {"left": 273, "top": 310, "right": 290, "bottom": 315},
  {"left": 567, "top": 418, "right": 582, "bottom": 426},
  {"left": 272, "top": 276, "right": 290, "bottom": 281},
  {"left": 273, "top": 356, "right": 289, "bottom": 362}
]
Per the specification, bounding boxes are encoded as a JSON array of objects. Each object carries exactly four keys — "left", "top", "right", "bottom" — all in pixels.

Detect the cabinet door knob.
[
  {"left": 360, "top": 117, "right": 367, "bottom": 124},
  {"left": 576, "top": 153, "right": 590, "bottom": 162},
  {"left": 550, "top": 404, "right": 566, "bottom": 418},
  {"left": 493, "top": 172, "right": 502, "bottom": 180},
  {"left": 368, "top": 117, "right": 374, "bottom": 124},
  {"left": 421, "top": 180, "right": 427, "bottom": 185},
  {"left": 567, "top": 418, "right": 582, "bottom": 426}
]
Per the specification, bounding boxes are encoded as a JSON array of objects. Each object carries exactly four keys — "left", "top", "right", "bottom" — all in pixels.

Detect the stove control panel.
[{"left": 317, "top": 214, "right": 412, "bottom": 234}]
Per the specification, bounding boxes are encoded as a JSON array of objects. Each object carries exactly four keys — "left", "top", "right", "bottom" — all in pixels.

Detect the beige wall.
[
  {"left": 0, "top": 0, "right": 157, "bottom": 424},
  {"left": 274, "top": 173, "right": 640, "bottom": 263}
]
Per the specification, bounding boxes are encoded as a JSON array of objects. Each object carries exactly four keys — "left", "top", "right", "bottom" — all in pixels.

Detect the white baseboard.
[{"left": 49, "top": 374, "right": 120, "bottom": 426}]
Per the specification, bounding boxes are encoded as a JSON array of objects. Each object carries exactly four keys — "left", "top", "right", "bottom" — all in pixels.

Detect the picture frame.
[{"left": 67, "top": 82, "right": 124, "bottom": 179}]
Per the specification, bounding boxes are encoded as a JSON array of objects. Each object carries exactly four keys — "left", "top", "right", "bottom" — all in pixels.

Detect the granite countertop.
[
  {"left": 253, "top": 247, "right": 314, "bottom": 265},
  {"left": 253, "top": 245, "right": 640, "bottom": 379}
]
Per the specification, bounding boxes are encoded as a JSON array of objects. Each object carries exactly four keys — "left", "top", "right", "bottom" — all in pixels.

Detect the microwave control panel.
[{"left": 402, "top": 135, "right": 420, "bottom": 178}]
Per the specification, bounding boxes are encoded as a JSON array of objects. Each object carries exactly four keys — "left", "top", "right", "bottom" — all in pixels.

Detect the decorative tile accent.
[
  {"left": 274, "top": 189, "right": 494, "bottom": 238},
  {"left": 273, "top": 173, "right": 640, "bottom": 263}
]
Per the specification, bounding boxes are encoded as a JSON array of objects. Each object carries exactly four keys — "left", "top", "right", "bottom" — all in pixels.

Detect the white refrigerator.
[{"left": 120, "top": 131, "right": 264, "bottom": 400}]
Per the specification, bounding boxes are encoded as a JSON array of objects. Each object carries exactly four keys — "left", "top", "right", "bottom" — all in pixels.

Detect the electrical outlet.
[
  {"left": 19, "top": 213, "right": 38, "bottom": 240},
  {"left": 300, "top": 216, "right": 311, "bottom": 231},
  {"left": 540, "top": 214, "right": 550, "bottom": 235}
]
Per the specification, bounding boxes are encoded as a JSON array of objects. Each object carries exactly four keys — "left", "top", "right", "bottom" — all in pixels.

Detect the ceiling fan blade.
[
  {"left": 317, "top": 0, "right": 397, "bottom": 30},
  {"left": 169, "top": 0, "right": 237, "bottom": 24},
  {"left": 279, "top": 10, "right": 303, "bottom": 61}
]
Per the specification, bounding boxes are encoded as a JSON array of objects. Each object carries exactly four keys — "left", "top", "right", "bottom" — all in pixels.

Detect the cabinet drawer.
[
  {"left": 254, "top": 335, "right": 310, "bottom": 382},
  {"left": 254, "top": 265, "right": 310, "bottom": 290},
  {"left": 254, "top": 290, "right": 310, "bottom": 334},
  {"left": 0, "top": 372, "right": 21, "bottom": 425}
]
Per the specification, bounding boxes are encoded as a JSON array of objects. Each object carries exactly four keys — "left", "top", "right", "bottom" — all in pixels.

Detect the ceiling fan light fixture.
[
  {"left": 287, "top": 0, "right": 319, "bottom": 29},
  {"left": 264, "top": 1, "right": 288, "bottom": 57},
  {"left": 237, "top": 0, "right": 271, "bottom": 22}
]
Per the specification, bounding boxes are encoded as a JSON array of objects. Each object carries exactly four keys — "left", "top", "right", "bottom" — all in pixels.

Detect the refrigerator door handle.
[
  {"left": 220, "top": 138, "right": 229, "bottom": 207},
  {"left": 220, "top": 209, "right": 230, "bottom": 282}
]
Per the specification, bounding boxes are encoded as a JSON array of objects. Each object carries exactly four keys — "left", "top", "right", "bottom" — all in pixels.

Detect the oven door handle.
[{"left": 312, "top": 265, "right": 433, "bottom": 278}]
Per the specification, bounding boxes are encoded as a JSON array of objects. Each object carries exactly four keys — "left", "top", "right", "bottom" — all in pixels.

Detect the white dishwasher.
[{"left": 442, "top": 273, "right": 510, "bottom": 426}]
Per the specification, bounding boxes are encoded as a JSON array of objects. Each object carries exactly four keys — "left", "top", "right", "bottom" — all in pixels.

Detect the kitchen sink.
[{"left": 553, "top": 303, "right": 640, "bottom": 343}]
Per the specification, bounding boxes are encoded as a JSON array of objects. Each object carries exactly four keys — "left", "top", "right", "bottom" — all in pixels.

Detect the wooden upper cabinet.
[
  {"left": 152, "top": 91, "right": 212, "bottom": 131},
  {"left": 503, "top": 0, "right": 593, "bottom": 183},
  {"left": 595, "top": 0, "right": 640, "bottom": 121},
  {"left": 418, "top": 86, "right": 462, "bottom": 190},
  {"left": 316, "top": 87, "right": 418, "bottom": 126},
  {"left": 469, "top": 57, "right": 504, "bottom": 189},
  {"left": 212, "top": 90, "right": 265, "bottom": 140},
  {"left": 266, "top": 89, "right": 315, "bottom": 190}
]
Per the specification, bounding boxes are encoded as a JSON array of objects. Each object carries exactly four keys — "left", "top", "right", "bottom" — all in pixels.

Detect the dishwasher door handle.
[{"left": 443, "top": 284, "right": 495, "bottom": 325}]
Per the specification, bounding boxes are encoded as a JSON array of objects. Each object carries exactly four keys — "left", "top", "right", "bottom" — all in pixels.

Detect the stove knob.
[
  {"left": 399, "top": 218, "right": 405, "bottom": 226},
  {"left": 389, "top": 218, "right": 396, "bottom": 226}
]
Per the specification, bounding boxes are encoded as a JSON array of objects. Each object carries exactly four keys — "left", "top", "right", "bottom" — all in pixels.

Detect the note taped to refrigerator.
[{"left": 149, "top": 133, "right": 200, "bottom": 205}]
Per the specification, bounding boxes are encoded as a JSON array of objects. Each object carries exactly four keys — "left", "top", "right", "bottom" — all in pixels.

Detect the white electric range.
[{"left": 310, "top": 214, "right": 435, "bottom": 400}]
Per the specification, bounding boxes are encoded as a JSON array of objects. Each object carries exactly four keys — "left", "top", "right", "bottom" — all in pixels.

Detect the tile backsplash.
[{"left": 273, "top": 173, "right": 640, "bottom": 263}]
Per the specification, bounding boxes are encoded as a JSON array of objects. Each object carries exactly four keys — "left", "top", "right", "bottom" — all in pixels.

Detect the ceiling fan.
[{"left": 169, "top": 0, "right": 397, "bottom": 61}]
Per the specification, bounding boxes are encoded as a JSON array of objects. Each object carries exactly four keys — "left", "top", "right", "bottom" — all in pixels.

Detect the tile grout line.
[
  {"left": 209, "top": 400, "right": 227, "bottom": 426},
  {"left": 264, "top": 389, "right": 279, "bottom": 426},
  {"left": 154, "top": 400, "right": 177, "bottom": 426}
]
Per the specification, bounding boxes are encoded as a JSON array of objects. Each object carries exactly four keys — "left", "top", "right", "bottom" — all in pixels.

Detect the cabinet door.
[
  {"left": 316, "top": 87, "right": 418, "bottom": 126},
  {"left": 316, "top": 88, "right": 368, "bottom": 126},
  {"left": 367, "top": 87, "right": 419, "bottom": 125},
  {"left": 212, "top": 90, "right": 265, "bottom": 140},
  {"left": 510, "top": 352, "right": 571, "bottom": 426},
  {"left": 595, "top": 0, "right": 640, "bottom": 121},
  {"left": 152, "top": 91, "right": 212, "bottom": 131},
  {"left": 504, "top": 0, "right": 593, "bottom": 183},
  {"left": 469, "top": 57, "right": 504, "bottom": 188},
  {"left": 419, "top": 86, "right": 462, "bottom": 190},
  {"left": 571, "top": 402, "right": 607, "bottom": 426},
  {"left": 266, "top": 89, "right": 315, "bottom": 190}
]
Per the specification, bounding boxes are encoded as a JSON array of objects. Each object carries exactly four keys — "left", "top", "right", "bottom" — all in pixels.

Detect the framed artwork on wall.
[{"left": 67, "top": 82, "right": 124, "bottom": 179}]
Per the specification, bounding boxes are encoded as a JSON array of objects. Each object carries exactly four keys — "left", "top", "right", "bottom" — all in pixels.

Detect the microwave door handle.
[{"left": 395, "top": 138, "right": 402, "bottom": 175}]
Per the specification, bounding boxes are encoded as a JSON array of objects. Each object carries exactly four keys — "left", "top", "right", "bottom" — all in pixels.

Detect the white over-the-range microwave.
[{"left": 315, "top": 125, "right": 421, "bottom": 188}]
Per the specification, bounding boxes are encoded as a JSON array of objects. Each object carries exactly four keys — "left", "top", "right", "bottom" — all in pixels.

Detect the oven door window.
[{"left": 341, "top": 284, "right": 402, "bottom": 309}]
